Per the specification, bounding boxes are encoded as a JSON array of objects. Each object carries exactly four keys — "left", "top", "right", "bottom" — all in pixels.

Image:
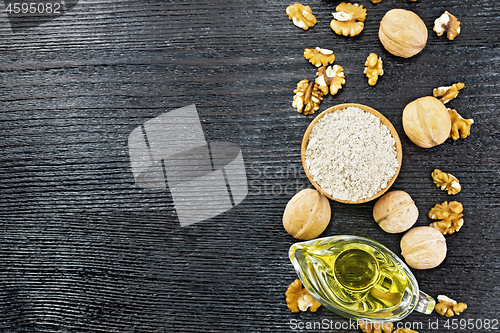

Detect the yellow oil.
[{"left": 291, "top": 239, "right": 413, "bottom": 316}]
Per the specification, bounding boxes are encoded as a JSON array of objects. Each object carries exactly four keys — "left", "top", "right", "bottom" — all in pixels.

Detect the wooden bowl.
[{"left": 301, "top": 103, "right": 403, "bottom": 204}]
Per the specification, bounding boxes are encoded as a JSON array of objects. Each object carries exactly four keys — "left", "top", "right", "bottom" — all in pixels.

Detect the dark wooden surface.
[{"left": 0, "top": 0, "right": 499, "bottom": 332}]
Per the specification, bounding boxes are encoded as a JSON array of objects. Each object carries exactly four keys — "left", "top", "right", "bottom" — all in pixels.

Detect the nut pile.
[
  {"left": 284, "top": 1, "right": 471, "bottom": 324},
  {"left": 292, "top": 46, "right": 346, "bottom": 115}
]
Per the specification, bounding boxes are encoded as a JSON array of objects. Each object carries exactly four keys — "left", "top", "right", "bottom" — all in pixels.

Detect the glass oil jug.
[{"left": 289, "top": 235, "right": 435, "bottom": 322}]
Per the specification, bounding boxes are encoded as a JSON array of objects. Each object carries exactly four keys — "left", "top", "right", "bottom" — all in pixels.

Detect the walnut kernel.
[
  {"left": 431, "top": 169, "right": 461, "bottom": 195},
  {"left": 429, "top": 201, "right": 464, "bottom": 235},
  {"left": 364, "top": 53, "right": 383, "bottom": 86},
  {"left": 434, "top": 11, "right": 461, "bottom": 40},
  {"left": 435, "top": 295, "right": 467, "bottom": 317},
  {"left": 433, "top": 82, "right": 464, "bottom": 104},
  {"left": 304, "top": 47, "right": 336, "bottom": 67},
  {"left": 286, "top": 4, "right": 317, "bottom": 30},
  {"left": 292, "top": 80, "right": 324, "bottom": 115},
  {"left": 315, "top": 65, "right": 345, "bottom": 96},
  {"left": 401, "top": 226, "right": 447, "bottom": 269},
  {"left": 449, "top": 109, "right": 474, "bottom": 140},
  {"left": 330, "top": 2, "right": 366, "bottom": 37},
  {"left": 285, "top": 279, "right": 321, "bottom": 312}
]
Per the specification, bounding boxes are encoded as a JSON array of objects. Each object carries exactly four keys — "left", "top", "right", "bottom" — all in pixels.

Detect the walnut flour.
[{"left": 304, "top": 107, "right": 399, "bottom": 201}]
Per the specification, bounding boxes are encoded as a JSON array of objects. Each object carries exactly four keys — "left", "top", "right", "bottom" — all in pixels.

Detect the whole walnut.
[
  {"left": 400, "top": 226, "right": 447, "bottom": 269},
  {"left": 379, "top": 9, "right": 428, "bottom": 58},
  {"left": 373, "top": 191, "right": 419, "bottom": 233},
  {"left": 283, "top": 188, "right": 331, "bottom": 240},
  {"left": 403, "top": 96, "right": 452, "bottom": 148}
]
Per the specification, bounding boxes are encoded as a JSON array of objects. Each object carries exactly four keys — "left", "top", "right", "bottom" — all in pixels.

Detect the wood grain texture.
[{"left": 0, "top": 0, "right": 499, "bottom": 332}]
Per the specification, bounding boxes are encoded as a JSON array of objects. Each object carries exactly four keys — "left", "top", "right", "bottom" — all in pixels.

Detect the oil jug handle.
[{"left": 414, "top": 290, "right": 436, "bottom": 314}]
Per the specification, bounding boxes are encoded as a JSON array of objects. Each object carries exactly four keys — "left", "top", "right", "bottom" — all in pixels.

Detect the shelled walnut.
[
  {"left": 433, "top": 82, "right": 464, "bottom": 104},
  {"left": 285, "top": 279, "right": 321, "bottom": 312},
  {"left": 358, "top": 321, "right": 393, "bottom": 333},
  {"left": 364, "top": 53, "right": 383, "bottom": 86},
  {"left": 304, "top": 47, "right": 336, "bottom": 67},
  {"left": 435, "top": 295, "right": 467, "bottom": 317},
  {"left": 292, "top": 80, "right": 324, "bottom": 115},
  {"left": 449, "top": 109, "right": 474, "bottom": 140},
  {"left": 315, "top": 65, "right": 345, "bottom": 95},
  {"left": 434, "top": 11, "right": 461, "bottom": 40},
  {"left": 431, "top": 169, "right": 461, "bottom": 195},
  {"left": 429, "top": 201, "right": 464, "bottom": 235},
  {"left": 330, "top": 2, "right": 366, "bottom": 37},
  {"left": 286, "top": 3, "right": 317, "bottom": 30}
]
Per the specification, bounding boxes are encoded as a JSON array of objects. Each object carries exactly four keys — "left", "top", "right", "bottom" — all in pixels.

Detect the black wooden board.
[{"left": 0, "top": 0, "right": 499, "bottom": 332}]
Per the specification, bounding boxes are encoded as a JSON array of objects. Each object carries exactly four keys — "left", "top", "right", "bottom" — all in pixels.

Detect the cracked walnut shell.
[
  {"left": 449, "top": 109, "right": 474, "bottom": 140},
  {"left": 379, "top": 9, "right": 427, "bottom": 58},
  {"left": 433, "top": 82, "right": 465, "bottom": 104},
  {"left": 434, "top": 11, "right": 461, "bottom": 40},
  {"left": 292, "top": 80, "right": 324, "bottom": 115},
  {"left": 315, "top": 65, "right": 345, "bottom": 95},
  {"left": 285, "top": 279, "right": 321, "bottom": 312},
  {"left": 435, "top": 295, "right": 467, "bottom": 317},
  {"left": 429, "top": 201, "right": 464, "bottom": 235},
  {"left": 358, "top": 321, "right": 393, "bottom": 333},
  {"left": 286, "top": 4, "right": 317, "bottom": 30},
  {"left": 364, "top": 53, "right": 383, "bottom": 86},
  {"left": 401, "top": 226, "right": 447, "bottom": 269},
  {"left": 304, "top": 47, "right": 336, "bottom": 67},
  {"left": 330, "top": 2, "right": 366, "bottom": 37},
  {"left": 431, "top": 169, "right": 461, "bottom": 195}
]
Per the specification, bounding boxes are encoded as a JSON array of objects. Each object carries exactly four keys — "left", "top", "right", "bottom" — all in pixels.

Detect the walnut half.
[
  {"left": 292, "top": 79, "right": 324, "bottom": 115},
  {"left": 286, "top": 3, "right": 317, "bottom": 30},
  {"left": 285, "top": 279, "right": 321, "bottom": 312},
  {"left": 315, "top": 65, "right": 345, "bottom": 96},
  {"left": 449, "top": 109, "right": 474, "bottom": 140},
  {"left": 364, "top": 53, "right": 383, "bottom": 86},
  {"left": 435, "top": 295, "right": 467, "bottom": 317},
  {"left": 330, "top": 2, "right": 366, "bottom": 37},
  {"left": 431, "top": 169, "right": 461, "bottom": 195},
  {"left": 434, "top": 11, "right": 461, "bottom": 40},
  {"left": 429, "top": 201, "right": 464, "bottom": 235},
  {"left": 433, "top": 82, "right": 464, "bottom": 104},
  {"left": 304, "top": 47, "right": 336, "bottom": 67}
]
